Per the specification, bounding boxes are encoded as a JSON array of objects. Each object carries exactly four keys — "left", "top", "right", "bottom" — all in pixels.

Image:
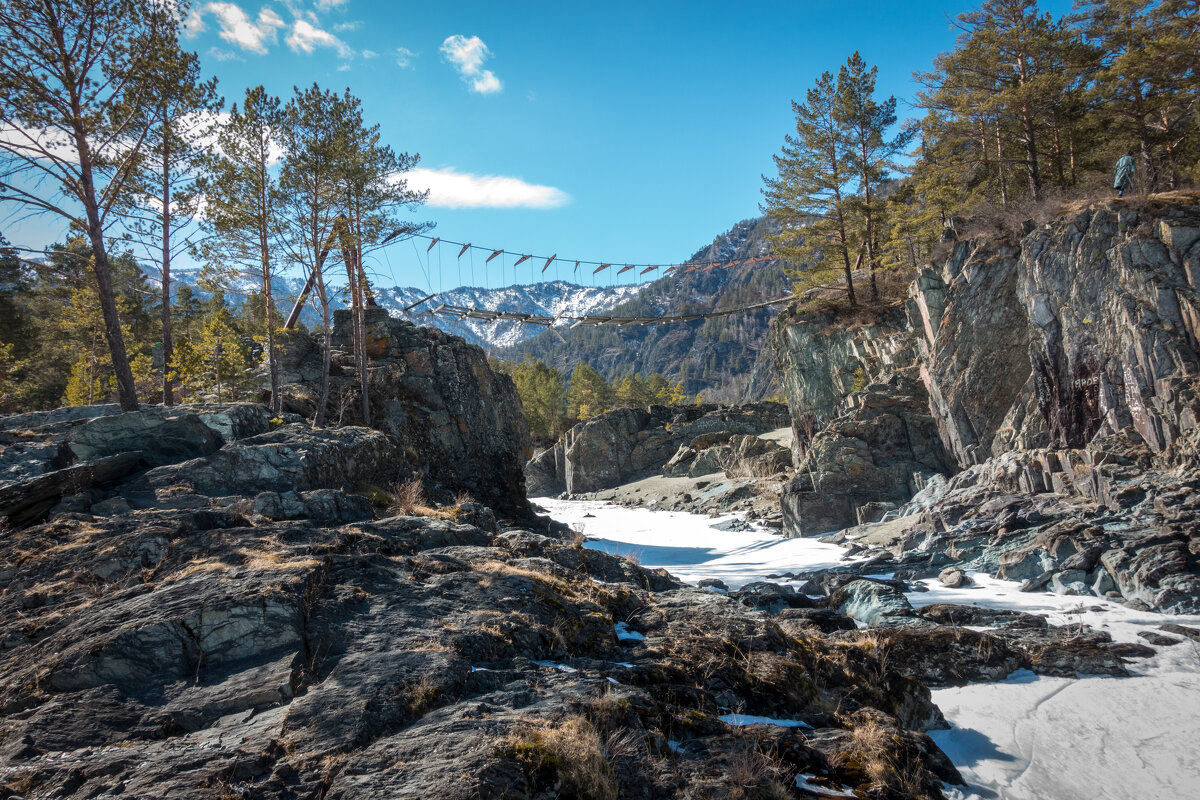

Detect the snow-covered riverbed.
[{"left": 535, "top": 497, "right": 1200, "bottom": 800}]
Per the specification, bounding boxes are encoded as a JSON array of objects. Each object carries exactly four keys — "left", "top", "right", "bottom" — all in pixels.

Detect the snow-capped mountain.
[{"left": 155, "top": 268, "right": 641, "bottom": 351}]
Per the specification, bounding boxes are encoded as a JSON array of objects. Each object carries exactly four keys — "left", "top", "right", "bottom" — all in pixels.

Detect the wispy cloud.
[
  {"left": 440, "top": 35, "right": 502, "bottom": 94},
  {"left": 362, "top": 49, "right": 377, "bottom": 59},
  {"left": 407, "top": 168, "right": 568, "bottom": 209},
  {"left": 286, "top": 19, "right": 353, "bottom": 58},
  {"left": 207, "top": 46, "right": 244, "bottom": 62},
  {"left": 316, "top": 0, "right": 348, "bottom": 9},
  {"left": 206, "top": 3, "right": 285, "bottom": 55},
  {"left": 395, "top": 46, "right": 416, "bottom": 68},
  {"left": 333, "top": 20, "right": 361, "bottom": 32}
]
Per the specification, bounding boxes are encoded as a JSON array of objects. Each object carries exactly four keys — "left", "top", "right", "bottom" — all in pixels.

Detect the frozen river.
[{"left": 535, "top": 497, "right": 1200, "bottom": 800}]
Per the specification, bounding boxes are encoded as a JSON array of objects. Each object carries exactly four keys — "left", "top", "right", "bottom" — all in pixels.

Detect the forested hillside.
[{"left": 498, "top": 217, "right": 790, "bottom": 401}]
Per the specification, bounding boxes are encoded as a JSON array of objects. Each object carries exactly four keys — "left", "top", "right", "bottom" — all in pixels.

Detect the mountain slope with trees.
[{"left": 498, "top": 217, "right": 790, "bottom": 401}]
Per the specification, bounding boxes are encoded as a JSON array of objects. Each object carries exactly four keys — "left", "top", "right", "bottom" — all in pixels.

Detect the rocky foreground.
[{"left": 0, "top": 315, "right": 978, "bottom": 800}]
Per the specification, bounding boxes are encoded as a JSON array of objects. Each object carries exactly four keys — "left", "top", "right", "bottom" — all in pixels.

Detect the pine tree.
[
  {"left": 509, "top": 357, "right": 567, "bottom": 439},
  {"left": 836, "top": 52, "right": 911, "bottom": 300},
  {"left": 0, "top": 0, "right": 190, "bottom": 410},
  {"left": 124, "top": 19, "right": 220, "bottom": 405},
  {"left": 567, "top": 363, "right": 613, "bottom": 421},
  {"left": 762, "top": 71, "right": 859, "bottom": 306},
  {"left": 331, "top": 91, "right": 429, "bottom": 425},
  {"left": 202, "top": 86, "right": 286, "bottom": 414},
  {"left": 277, "top": 85, "right": 354, "bottom": 427},
  {"left": 919, "top": 0, "right": 1083, "bottom": 203}
]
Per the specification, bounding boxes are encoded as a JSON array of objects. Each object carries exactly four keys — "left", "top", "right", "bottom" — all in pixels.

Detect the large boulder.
[
  {"left": 527, "top": 402, "right": 790, "bottom": 495},
  {"left": 68, "top": 411, "right": 223, "bottom": 467},
  {"left": 781, "top": 374, "right": 953, "bottom": 536}
]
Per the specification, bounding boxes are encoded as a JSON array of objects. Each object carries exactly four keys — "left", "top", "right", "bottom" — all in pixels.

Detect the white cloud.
[
  {"left": 0, "top": 123, "right": 81, "bottom": 164},
  {"left": 316, "top": 0, "right": 348, "bottom": 9},
  {"left": 362, "top": 49, "right": 377, "bottom": 59},
  {"left": 333, "top": 20, "right": 360, "bottom": 32},
  {"left": 182, "top": 6, "right": 206, "bottom": 38},
  {"left": 286, "top": 19, "right": 353, "bottom": 58},
  {"left": 407, "top": 168, "right": 568, "bottom": 209},
  {"left": 470, "top": 71, "right": 501, "bottom": 94},
  {"left": 440, "top": 34, "right": 503, "bottom": 94},
  {"left": 206, "top": 3, "right": 285, "bottom": 54},
  {"left": 395, "top": 46, "right": 416, "bottom": 68}
]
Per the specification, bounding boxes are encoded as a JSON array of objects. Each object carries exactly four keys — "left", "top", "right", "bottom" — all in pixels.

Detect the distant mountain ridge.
[
  {"left": 156, "top": 215, "right": 790, "bottom": 389},
  {"left": 154, "top": 269, "right": 641, "bottom": 351}
]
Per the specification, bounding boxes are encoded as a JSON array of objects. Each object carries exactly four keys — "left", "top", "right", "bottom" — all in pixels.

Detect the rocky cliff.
[
  {"left": 908, "top": 199, "right": 1200, "bottom": 468},
  {"left": 285, "top": 307, "right": 531, "bottom": 515},
  {"left": 767, "top": 194, "right": 1200, "bottom": 613}
]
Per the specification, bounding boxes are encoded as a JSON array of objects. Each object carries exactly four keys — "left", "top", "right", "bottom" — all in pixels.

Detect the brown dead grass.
[
  {"left": 389, "top": 478, "right": 426, "bottom": 516},
  {"left": 505, "top": 715, "right": 618, "bottom": 800}
]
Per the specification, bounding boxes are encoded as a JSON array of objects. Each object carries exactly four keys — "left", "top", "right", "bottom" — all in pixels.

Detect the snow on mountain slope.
[{"left": 154, "top": 268, "right": 640, "bottom": 350}]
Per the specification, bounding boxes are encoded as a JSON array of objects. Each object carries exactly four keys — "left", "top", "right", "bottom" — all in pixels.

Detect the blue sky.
[{"left": 5, "top": 0, "right": 1073, "bottom": 291}]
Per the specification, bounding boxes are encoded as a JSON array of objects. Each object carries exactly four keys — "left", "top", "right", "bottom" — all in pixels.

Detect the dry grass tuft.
[
  {"left": 401, "top": 673, "right": 441, "bottom": 717},
  {"left": 505, "top": 715, "right": 618, "bottom": 800},
  {"left": 389, "top": 478, "right": 426, "bottom": 516},
  {"left": 725, "top": 747, "right": 792, "bottom": 800}
]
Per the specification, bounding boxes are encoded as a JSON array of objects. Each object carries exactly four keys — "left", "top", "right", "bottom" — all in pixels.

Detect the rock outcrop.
[
  {"left": 0, "top": 404, "right": 270, "bottom": 526},
  {"left": 908, "top": 199, "right": 1200, "bottom": 467},
  {"left": 781, "top": 374, "right": 954, "bottom": 536},
  {"left": 282, "top": 308, "right": 532, "bottom": 515},
  {"left": 765, "top": 195, "right": 1200, "bottom": 611},
  {"left": 0, "top": 456, "right": 961, "bottom": 800},
  {"left": 526, "top": 402, "right": 789, "bottom": 496}
]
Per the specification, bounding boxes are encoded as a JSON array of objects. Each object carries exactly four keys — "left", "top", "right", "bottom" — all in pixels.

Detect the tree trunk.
[
  {"left": 1020, "top": 104, "right": 1042, "bottom": 202},
  {"left": 312, "top": 256, "right": 331, "bottom": 428},
  {"left": 260, "top": 228, "right": 280, "bottom": 415},
  {"left": 73, "top": 124, "right": 138, "bottom": 410},
  {"left": 995, "top": 122, "right": 1009, "bottom": 208},
  {"left": 160, "top": 141, "right": 174, "bottom": 406},
  {"left": 353, "top": 244, "right": 370, "bottom": 426},
  {"left": 860, "top": 139, "right": 879, "bottom": 303},
  {"left": 834, "top": 209, "right": 857, "bottom": 307},
  {"left": 1134, "top": 87, "right": 1158, "bottom": 192}
]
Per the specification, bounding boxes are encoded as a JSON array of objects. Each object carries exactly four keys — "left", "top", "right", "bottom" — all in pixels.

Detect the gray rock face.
[
  {"left": 831, "top": 579, "right": 916, "bottom": 626},
  {"left": 0, "top": 404, "right": 274, "bottom": 526},
  {"left": 0, "top": 493, "right": 956, "bottom": 799},
  {"left": 68, "top": 411, "right": 223, "bottom": 467},
  {"left": 855, "top": 447, "right": 1200, "bottom": 613},
  {"left": 781, "top": 374, "right": 953, "bottom": 536},
  {"left": 133, "top": 424, "right": 398, "bottom": 499},
  {"left": 909, "top": 203, "right": 1200, "bottom": 468},
  {"left": 767, "top": 304, "right": 918, "bottom": 436},
  {"left": 526, "top": 402, "right": 790, "bottom": 495},
  {"left": 284, "top": 308, "right": 532, "bottom": 515}
]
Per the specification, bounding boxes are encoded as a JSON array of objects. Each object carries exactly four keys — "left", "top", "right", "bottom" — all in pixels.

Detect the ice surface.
[
  {"left": 537, "top": 498, "right": 1200, "bottom": 800},
  {"left": 614, "top": 622, "right": 645, "bottom": 641},
  {"left": 534, "top": 498, "right": 850, "bottom": 590},
  {"left": 720, "top": 713, "right": 813, "bottom": 729}
]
